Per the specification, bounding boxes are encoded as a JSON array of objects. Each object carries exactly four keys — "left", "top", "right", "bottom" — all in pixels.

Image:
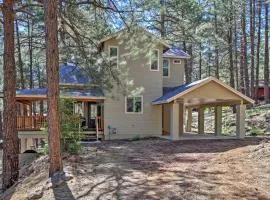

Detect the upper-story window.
[
  {"left": 163, "top": 59, "right": 170, "bottom": 77},
  {"left": 125, "top": 96, "right": 143, "bottom": 114},
  {"left": 109, "top": 46, "right": 119, "bottom": 68},
  {"left": 150, "top": 49, "right": 159, "bottom": 71},
  {"left": 173, "top": 59, "right": 181, "bottom": 64}
]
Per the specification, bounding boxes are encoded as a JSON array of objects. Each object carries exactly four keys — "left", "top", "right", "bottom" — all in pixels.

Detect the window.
[
  {"left": 163, "top": 59, "right": 170, "bottom": 77},
  {"left": 74, "top": 102, "right": 84, "bottom": 116},
  {"left": 150, "top": 49, "right": 159, "bottom": 71},
  {"left": 125, "top": 96, "right": 143, "bottom": 114},
  {"left": 109, "top": 46, "right": 118, "bottom": 68},
  {"left": 173, "top": 59, "right": 181, "bottom": 64}
]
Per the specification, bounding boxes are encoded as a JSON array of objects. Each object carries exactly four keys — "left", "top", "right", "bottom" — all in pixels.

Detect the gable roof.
[
  {"left": 163, "top": 47, "right": 190, "bottom": 59},
  {"left": 14, "top": 87, "right": 104, "bottom": 100},
  {"left": 100, "top": 27, "right": 189, "bottom": 59},
  {"left": 153, "top": 77, "right": 255, "bottom": 105},
  {"left": 60, "top": 63, "right": 91, "bottom": 85},
  {"left": 100, "top": 27, "right": 171, "bottom": 48}
]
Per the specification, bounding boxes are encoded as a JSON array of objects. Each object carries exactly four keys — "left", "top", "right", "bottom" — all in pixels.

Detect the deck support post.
[
  {"left": 236, "top": 104, "right": 246, "bottom": 139},
  {"left": 170, "top": 102, "right": 179, "bottom": 140},
  {"left": 214, "top": 106, "right": 222, "bottom": 136},
  {"left": 198, "top": 107, "right": 205, "bottom": 134},
  {"left": 179, "top": 103, "right": 185, "bottom": 136},
  {"left": 186, "top": 107, "right": 192, "bottom": 132}
]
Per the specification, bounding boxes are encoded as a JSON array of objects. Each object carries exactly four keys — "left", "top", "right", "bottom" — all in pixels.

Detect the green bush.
[{"left": 60, "top": 98, "right": 82, "bottom": 154}]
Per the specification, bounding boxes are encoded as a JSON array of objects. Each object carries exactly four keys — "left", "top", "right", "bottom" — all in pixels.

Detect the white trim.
[
  {"left": 163, "top": 55, "right": 190, "bottom": 59},
  {"left": 153, "top": 77, "right": 255, "bottom": 105},
  {"left": 173, "top": 59, "right": 182, "bottom": 64},
  {"left": 150, "top": 49, "right": 160, "bottom": 72},
  {"left": 109, "top": 45, "right": 119, "bottom": 69},
  {"left": 162, "top": 59, "right": 170, "bottom": 78},
  {"left": 125, "top": 95, "right": 143, "bottom": 114}
]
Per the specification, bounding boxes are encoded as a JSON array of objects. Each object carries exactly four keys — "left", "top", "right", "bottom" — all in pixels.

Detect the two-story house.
[{"left": 0, "top": 28, "right": 254, "bottom": 153}]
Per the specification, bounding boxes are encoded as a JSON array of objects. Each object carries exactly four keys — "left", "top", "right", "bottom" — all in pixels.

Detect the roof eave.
[{"left": 162, "top": 55, "right": 190, "bottom": 59}]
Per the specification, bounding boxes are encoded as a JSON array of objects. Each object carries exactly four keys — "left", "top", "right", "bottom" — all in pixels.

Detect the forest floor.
[{"left": 1, "top": 137, "right": 270, "bottom": 200}]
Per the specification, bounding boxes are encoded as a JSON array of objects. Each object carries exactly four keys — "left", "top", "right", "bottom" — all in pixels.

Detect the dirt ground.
[{"left": 1, "top": 138, "right": 270, "bottom": 200}]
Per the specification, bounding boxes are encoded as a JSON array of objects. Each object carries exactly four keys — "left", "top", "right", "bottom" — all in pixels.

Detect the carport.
[{"left": 153, "top": 77, "right": 255, "bottom": 140}]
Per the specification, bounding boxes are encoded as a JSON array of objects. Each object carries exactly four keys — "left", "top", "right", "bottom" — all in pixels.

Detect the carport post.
[
  {"left": 179, "top": 103, "right": 185, "bottom": 136},
  {"left": 170, "top": 102, "right": 180, "bottom": 140},
  {"left": 214, "top": 106, "right": 222, "bottom": 136},
  {"left": 236, "top": 104, "right": 246, "bottom": 139},
  {"left": 198, "top": 107, "right": 205, "bottom": 134},
  {"left": 186, "top": 107, "right": 192, "bottom": 132}
]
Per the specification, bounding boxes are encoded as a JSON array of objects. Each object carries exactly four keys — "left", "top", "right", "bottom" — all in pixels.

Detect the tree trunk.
[
  {"left": 2, "top": 0, "right": 19, "bottom": 191},
  {"left": 264, "top": 0, "right": 269, "bottom": 103},
  {"left": 199, "top": 43, "right": 202, "bottom": 79},
  {"left": 44, "top": 0, "right": 63, "bottom": 176},
  {"left": 228, "top": 0, "right": 235, "bottom": 89},
  {"left": 234, "top": 17, "right": 239, "bottom": 90},
  {"left": 255, "top": 0, "right": 262, "bottom": 103},
  {"left": 214, "top": 1, "right": 219, "bottom": 79},
  {"left": 15, "top": 20, "right": 24, "bottom": 90},
  {"left": 160, "top": 0, "right": 165, "bottom": 37},
  {"left": 241, "top": 2, "right": 250, "bottom": 96},
  {"left": 37, "top": 64, "right": 44, "bottom": 114},
  {"left": 250, "top": 0, "right": 256, "bottom": 99},
  {"left": 183, "top": 41, "right": 191, "bottom": 83}
]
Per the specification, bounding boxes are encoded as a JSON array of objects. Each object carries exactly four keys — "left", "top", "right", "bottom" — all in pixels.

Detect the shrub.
[{"left": 60, "top": 98, "right": 82, "bottom": 154}]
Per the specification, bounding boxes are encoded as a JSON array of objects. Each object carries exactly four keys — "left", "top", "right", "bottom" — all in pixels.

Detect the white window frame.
[
  {"left": 163, "top": 59, "right": 170, "bottom": 78},
  {"left": 125, "top": 96, "right": 143, "bottom": 114},
  {"left": 173, "top": 59, "right": 181, "bottom": 64},
  {"left": 150, "top": 49, "right": 160, "bottom": 71},
  {"left": 109, "top": 45, "right": 119, "bottom": 69}
]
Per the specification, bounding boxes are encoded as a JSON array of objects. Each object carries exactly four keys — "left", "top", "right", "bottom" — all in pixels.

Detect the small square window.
[
  {"left": 109, "top": 46, "right": 118, "bottom": 68},
  {"left": 125, "top": 96, "right": 143, "bottom": 114},
  {"left": 173, "top": 59, "right": 181, "bottom": 64},
  {"left": 150, "top": 49, "right": 159, "bottom": 71}
]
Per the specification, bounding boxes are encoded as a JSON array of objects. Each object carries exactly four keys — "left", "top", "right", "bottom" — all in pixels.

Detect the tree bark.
[
  {"left": 241, "top": 2, "right": 250, "bottom": 96},
  {"left": 44, "top": 0, "right": 63, "bottom": 176},
  {"left": 255, "top": 0, "right": 262, "bottom": 102},
  {"left": 264, "top": 0, "right": 269, "bottom": 103},
  {"left": 250, "top": 0, "right": 256, "bottom": 99},
  {"left": 228, "top": 0, "right": 235, "bottom": 89},
  {"left": 199, "top": 43, "right": 202, "bottom": 79},
  {"left": 234, "top": 17, "right": 239, "bottom": 90},
  {"left": 2, "top": 0, "right": 19, "bottom": 190},
  {"left": 214, "top": 1, "right": 219, "bottom": 79},
  {"left": 15, "top": 20, "right": 24, "bottom": 90}
]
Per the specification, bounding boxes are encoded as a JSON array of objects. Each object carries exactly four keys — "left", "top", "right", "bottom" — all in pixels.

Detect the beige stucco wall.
[
  {"left": 18, "top": 131, "right": 47, "bottom": 153},
  {"left": 163, "top": 58, "right": 185, "bottom": 87},
  {"left": 103, "top": 37, "right": 163, "bottom": 139},
  {"left": 181, "top": 81, "right": 245, "bottom": 101}
]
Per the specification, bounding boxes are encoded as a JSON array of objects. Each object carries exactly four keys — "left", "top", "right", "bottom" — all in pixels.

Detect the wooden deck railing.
[
  {"left": 17, "top": 115, "right": 104, "bottom": 132},
  {"left": 17, "top": 115, "right": 47, "bottom": 131}
]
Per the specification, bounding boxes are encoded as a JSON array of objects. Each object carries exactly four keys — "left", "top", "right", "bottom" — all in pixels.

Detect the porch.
[{"left": 14, "top": 87, "right": 106, "bottom": 139}]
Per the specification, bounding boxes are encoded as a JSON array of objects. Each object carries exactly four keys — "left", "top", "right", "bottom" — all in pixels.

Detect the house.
[
  {"left": 256, "top": 80, "right": 270, "bottom": 100},
  {"left": 0, "top": 28, "right": 254, "bottom": 153}
]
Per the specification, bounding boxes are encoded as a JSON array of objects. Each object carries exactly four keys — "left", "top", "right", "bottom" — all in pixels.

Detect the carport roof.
[{"left": 153, "top": 77, "right": 255, "bottom": 105}]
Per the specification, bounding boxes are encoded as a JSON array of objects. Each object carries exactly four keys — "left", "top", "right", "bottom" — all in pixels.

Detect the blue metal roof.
[
  {"left": 16, "top": 88, "right": 104, "bottom": 98},
  {"left": 153, "top": 79, "right": 206, "bottom": 104},
  {"left": 163, "top": 47, "right": 190, "bottom": 58},
  {"left": 16, "top": 88, "right": 47, "bottom": 95},
  {"left": 59, "top": 64, "right": 91, "bottom": 85}
]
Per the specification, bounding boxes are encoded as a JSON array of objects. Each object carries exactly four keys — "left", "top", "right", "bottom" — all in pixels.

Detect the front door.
[{"left": 88, "top": 103, "right": 97, "bottom": 130}]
